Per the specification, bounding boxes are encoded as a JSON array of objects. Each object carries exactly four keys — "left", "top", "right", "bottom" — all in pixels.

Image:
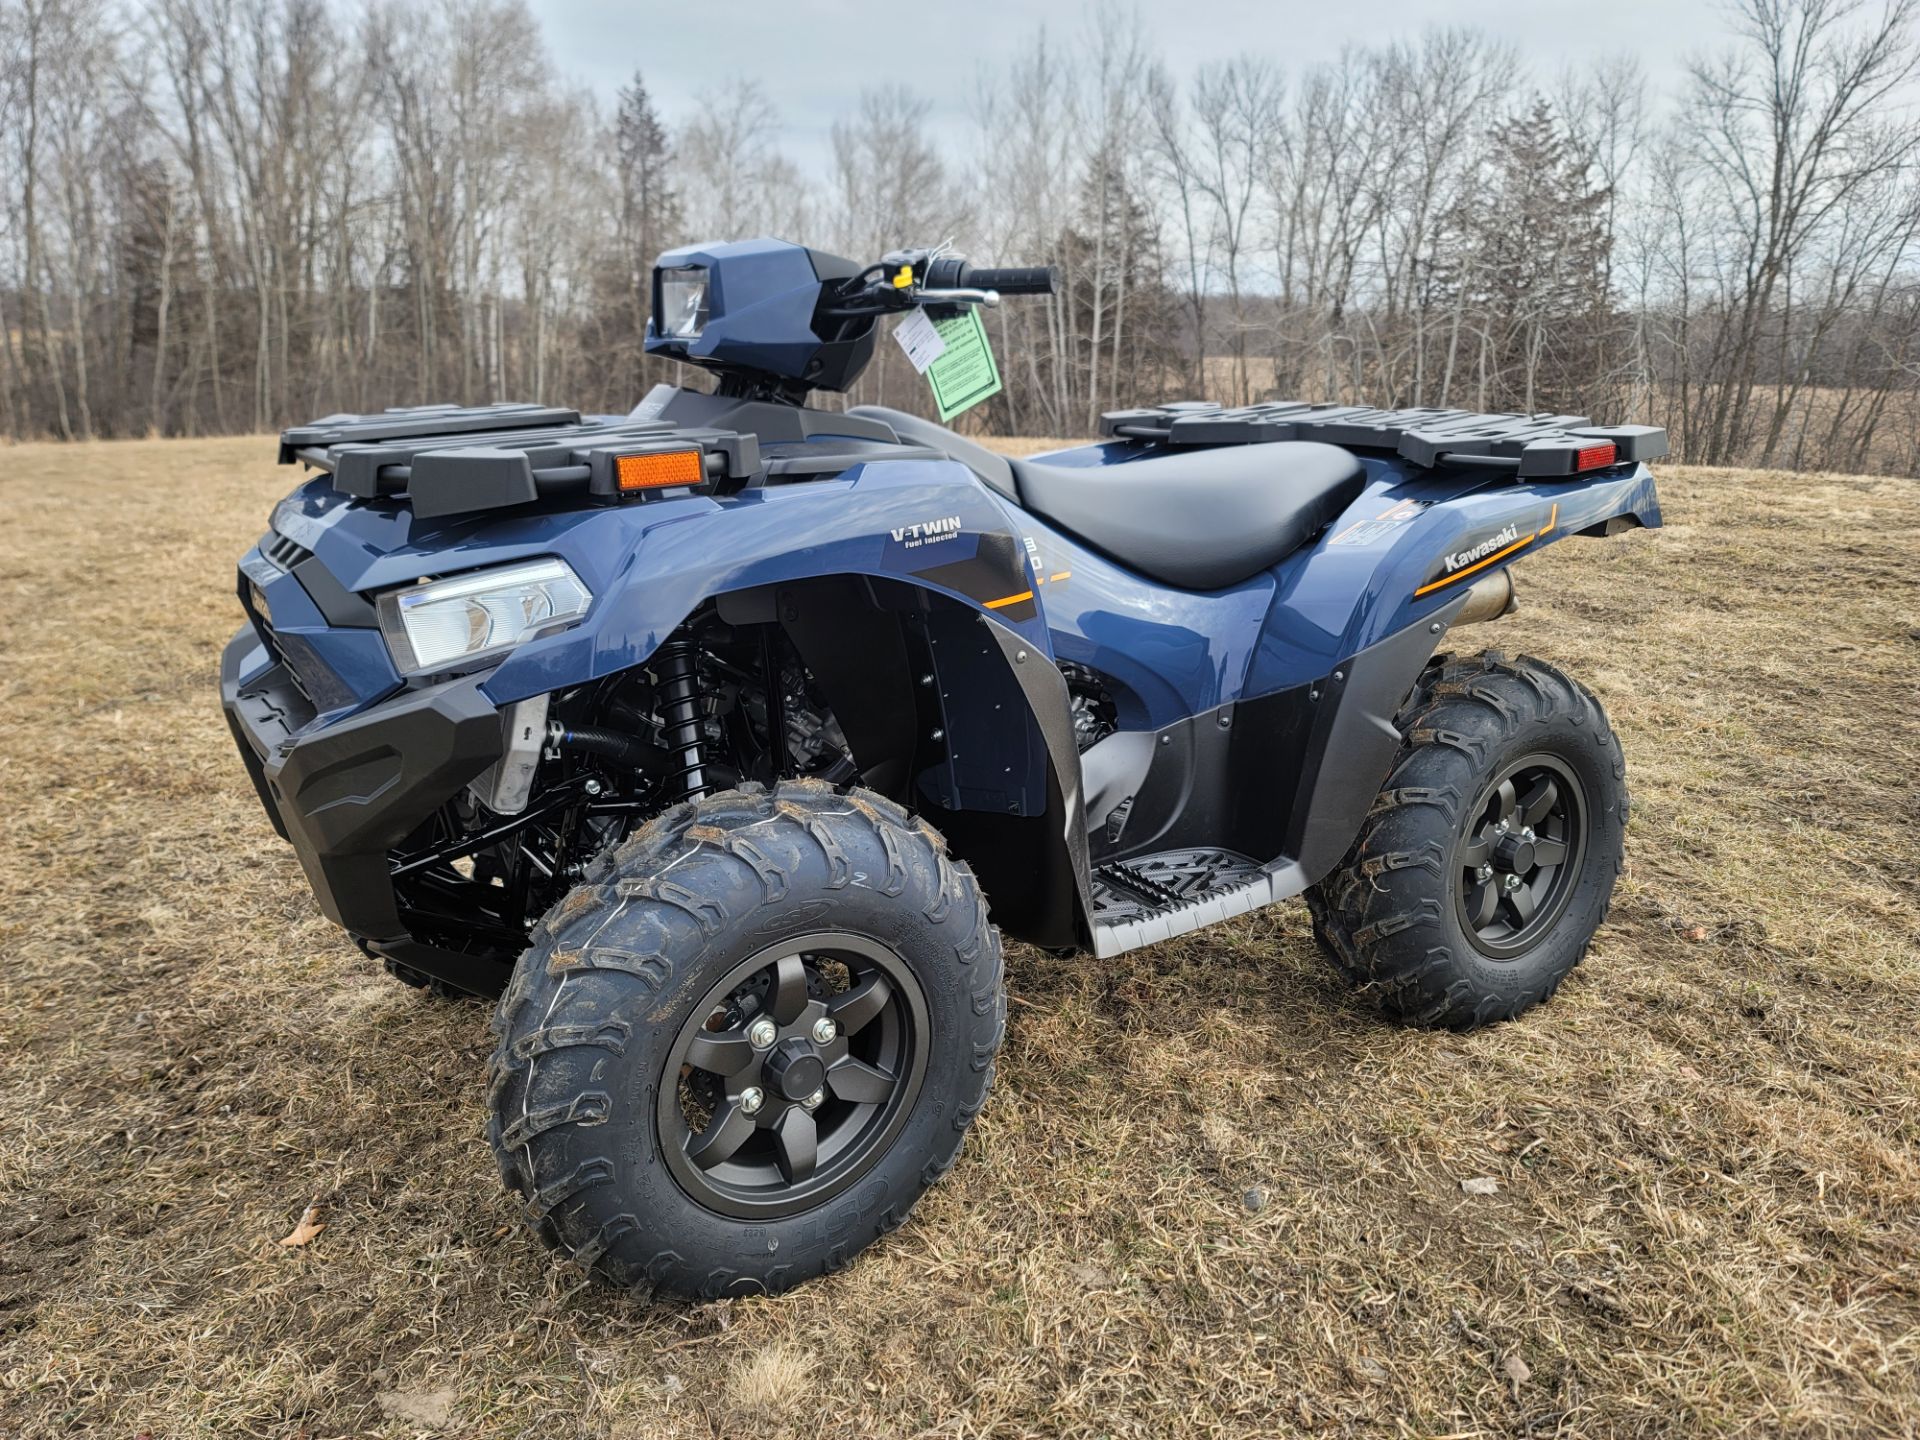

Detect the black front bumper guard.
[{"left": 219, "top": 628, "right": 516, "bottom": 993}]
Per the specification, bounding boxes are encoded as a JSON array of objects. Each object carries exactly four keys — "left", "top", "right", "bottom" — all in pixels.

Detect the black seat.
[
  {"left": 1012, "top": 442, "right": 1365, "bottom": 589},
  {"left": 848, "top": 405, "right": 1365, "bottom": 591}
]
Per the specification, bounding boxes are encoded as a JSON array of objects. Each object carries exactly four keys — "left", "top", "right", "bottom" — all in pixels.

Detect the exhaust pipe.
[{"left": 1453, "top": 569, "right": 1517, "bottom": 626}]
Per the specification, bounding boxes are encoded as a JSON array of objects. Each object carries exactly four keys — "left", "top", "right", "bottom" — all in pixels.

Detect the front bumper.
[{"left": 220, "top": 627, "right": 505, "bottom": 958}]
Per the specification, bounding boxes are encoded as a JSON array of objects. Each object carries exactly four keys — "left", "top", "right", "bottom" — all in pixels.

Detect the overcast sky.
[{"left": 536, "top": 0, "right": 1738, "bottom": 171}]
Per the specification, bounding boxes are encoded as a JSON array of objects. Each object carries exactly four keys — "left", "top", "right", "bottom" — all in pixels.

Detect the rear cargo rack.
[{"left": 1099, "top": 400, "right": 1667, "bottom": 478}]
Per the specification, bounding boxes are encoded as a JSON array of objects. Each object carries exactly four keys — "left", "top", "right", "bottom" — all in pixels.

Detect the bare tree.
[
  {"left": 608, "top": 71, "right": 680, "bottom": 396},
  {"left": 1677, "top": 0, "right": 1920, "bottom": 463},
  {"left": 1145, "top": 62, "right": 1213, "bottom": 396},
  {"left": 970, "top": 28, "right": 1079, "bottom": 433},
  {"left": 825, "top": 87, "right": 951, "bottom": 411},
  {"left": 679, "top": 82, "right": 799, "bottom": 243},
  {"left": 1190, "top": 57, "right": 1282, "bottom": 404},
  {"left": 2, "top": 0, "right": 1919, "bottom": 473}
]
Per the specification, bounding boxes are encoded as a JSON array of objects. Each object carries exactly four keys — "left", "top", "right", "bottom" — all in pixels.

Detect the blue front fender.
[
  {"left": 268, "top": 456, "right": 1050, "bottom": 708},
  {"left": 484, "top": 459, "right": 1050, "bottom": 705}
]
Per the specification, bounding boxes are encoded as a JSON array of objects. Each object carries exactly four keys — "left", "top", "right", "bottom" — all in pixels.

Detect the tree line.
[{"left": 5, "top": 0, "right": 1920, "bottom": 473}]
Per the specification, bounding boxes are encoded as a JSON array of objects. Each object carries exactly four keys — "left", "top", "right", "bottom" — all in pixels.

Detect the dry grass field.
[{"left": 0, "top": 434, "right": 1917, "bottom": 1439}]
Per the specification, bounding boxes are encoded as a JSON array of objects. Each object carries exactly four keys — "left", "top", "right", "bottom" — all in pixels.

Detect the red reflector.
[
  {"left": 616, "top": 449, "right": 705, "bottom": 491},
  {"left": 1573, "top": 442, "right": 1617, "bottom": 471}
]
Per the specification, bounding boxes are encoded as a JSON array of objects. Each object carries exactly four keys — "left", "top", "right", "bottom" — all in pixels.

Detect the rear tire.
[
  {"left": 487, "top": 779, "right": 1005, "bottom": 1298},
  {"left": 1306, "top": 651, "right": 1628, "bottom": 1030}
]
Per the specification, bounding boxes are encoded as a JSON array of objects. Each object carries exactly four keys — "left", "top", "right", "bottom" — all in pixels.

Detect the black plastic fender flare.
[{"left": 715, "top": 575, "right": 1093, "bottom": 950}]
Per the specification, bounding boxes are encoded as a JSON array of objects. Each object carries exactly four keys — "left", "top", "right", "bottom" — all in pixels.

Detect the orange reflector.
[
  {"left": 1573, "top": 442, "right": 1617, "bottom": 471},
  {"left": 616, "top": 449, "right": 705, "bottom": 491}
]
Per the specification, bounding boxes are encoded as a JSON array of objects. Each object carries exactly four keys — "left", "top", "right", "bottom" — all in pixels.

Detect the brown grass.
[{"left": 0, "top": 434, "right": 1917, "bottom": 1438}]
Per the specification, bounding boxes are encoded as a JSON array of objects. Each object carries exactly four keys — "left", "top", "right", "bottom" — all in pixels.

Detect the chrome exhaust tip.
[{"left": 1453, "top": 569, "right": 1517, "bottom": 626}]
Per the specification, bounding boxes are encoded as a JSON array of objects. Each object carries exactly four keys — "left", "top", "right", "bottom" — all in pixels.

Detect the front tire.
[
  {"left": 1307, "top": 651, "right": 1628, "bottom": 1029},
  {"left": 487, "top": 779, "right": 1005, "bottom": 1298}
]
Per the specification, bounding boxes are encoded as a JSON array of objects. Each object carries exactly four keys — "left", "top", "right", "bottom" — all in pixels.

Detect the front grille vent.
[{"left": 263, "top": 532, "right": 312, "bottom": 571}]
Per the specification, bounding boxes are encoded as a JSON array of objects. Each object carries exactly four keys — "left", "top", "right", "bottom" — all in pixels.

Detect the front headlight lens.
[
  {"left": 658, "top": 266, "right": 710, "bottom": 338},
  {"left": 270, "top": 494, "right": 307, "bottom": 538},
  {"left": 376, "top": 558, "right": 591, "bottom": 675}
]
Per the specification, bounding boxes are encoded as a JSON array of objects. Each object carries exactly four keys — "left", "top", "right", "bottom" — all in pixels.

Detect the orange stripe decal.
[
  {"left": 1540, "top": 502, "right": 1559, "bottom": 535},
  {"left": 984, "top": 589, "right": 1034, "bottom": 610},
  {"left": 1413, "top": 531, "right": 1538, "bottom": 597},
  {"left": 1049, "top": 570, "right": 1071, "bottom": 582}
]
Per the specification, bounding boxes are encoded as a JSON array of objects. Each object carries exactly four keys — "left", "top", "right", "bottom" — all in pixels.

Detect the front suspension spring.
[{"left": 654, "top": 639, "right": 711, "bottom": 799}]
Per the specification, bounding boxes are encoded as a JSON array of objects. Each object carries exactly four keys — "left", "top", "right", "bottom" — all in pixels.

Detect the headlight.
[
  {"left": 270, "top": 494, "right": 306, "bottom": 537},
  {"left": 658, "top": 266, "right": 710, "bottom": 338},
  {"left": 376, "top": 558, "right": 591, "bottom": 676}
]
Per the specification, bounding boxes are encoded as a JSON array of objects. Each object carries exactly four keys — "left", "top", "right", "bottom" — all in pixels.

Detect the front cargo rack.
[
  {"left": 1099, "top": 399, "right": 1668, "bottom": 478},
  {"left": 280, "top": 402, "right": 946, "bottom": 518},
  {"left": 278, "top": 402, "right": 765, "bottom": 519}
]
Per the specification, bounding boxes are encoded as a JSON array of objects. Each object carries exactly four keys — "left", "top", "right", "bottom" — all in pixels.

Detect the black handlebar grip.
[{"left": 962, "top": 264, "right": 1058, "bottom": 296}]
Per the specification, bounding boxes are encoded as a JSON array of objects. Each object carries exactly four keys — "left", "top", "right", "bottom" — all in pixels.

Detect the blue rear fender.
[
  {"left": 974, "top": 445, "right": 1660, "bottom": 914},
  {"left": 995, "top": 443, "right": 1661, "bottom": 720},
  {"left": 1245, "top": 457, "right": 1663, "bottom": 699}
]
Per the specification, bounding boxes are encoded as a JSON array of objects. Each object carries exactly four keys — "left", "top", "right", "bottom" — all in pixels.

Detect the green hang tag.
[{"left": 924, "top": 308, "right": 1003, "bottom": 422}]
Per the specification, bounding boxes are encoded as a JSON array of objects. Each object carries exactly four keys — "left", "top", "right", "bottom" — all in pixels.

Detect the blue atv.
[{"left": 221, "top": 237, "right": 1664, "bottom": 1297}]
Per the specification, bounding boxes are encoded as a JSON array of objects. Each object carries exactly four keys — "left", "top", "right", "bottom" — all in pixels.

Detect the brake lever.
[
  {"left": 819, "top": 282, "right": 999, "bottom": 322},
  {"left": 910, "top": 288, "right": 1000, "bottom": 308}
]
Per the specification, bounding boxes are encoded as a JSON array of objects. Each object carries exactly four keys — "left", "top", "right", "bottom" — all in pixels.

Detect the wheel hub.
[
  {"left": 764, "top": 1038, "right": 828, "bottom": 1102},
  {"left": 1493, "top": 830, "right": 1537, "bottom": 872},
  {"left": 1453, "top": 754, "right": 1588, "bottom": 959}
]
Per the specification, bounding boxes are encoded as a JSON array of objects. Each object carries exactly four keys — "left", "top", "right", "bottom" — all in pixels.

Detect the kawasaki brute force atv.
[{"left": 222, "top": 237, "right": 1664, "bottom": 1297}]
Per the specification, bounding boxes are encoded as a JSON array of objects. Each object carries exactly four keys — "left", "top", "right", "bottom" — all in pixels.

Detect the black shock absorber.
[{"left": 654, "top": 639, "right": 710, "bottom": 799}]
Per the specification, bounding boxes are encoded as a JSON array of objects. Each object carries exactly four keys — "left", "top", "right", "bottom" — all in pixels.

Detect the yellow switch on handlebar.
[{"left": 891, "top": 265, "right": 914, "bottom": 289}]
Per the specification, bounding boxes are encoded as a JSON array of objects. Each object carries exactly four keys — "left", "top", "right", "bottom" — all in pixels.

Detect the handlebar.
[
  {"left": 817, "top": 250, "right": 1058, "bottom": 323},
  {"left": 924, "top": 256, "right": 1058, "bottom": 297},
  {"left": 956, "top": 265, "right": 1057, "bottom": 296}
]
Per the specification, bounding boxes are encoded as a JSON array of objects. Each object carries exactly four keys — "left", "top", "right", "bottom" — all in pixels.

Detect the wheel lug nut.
[
  {"left": 1477, "top": 864, "right": 1494, "bottom": 883},
  {"left": 748, "top": 1019, "right": 777, "bottom": 1049},
  {"left": 1504, "top": 873, "right": 1522, "bottom": 892},
  {"left": 738, "top": 1086, "right": 765, "bottom": 1115},
  {"left": 803, "top": 1088, "right": 825, "bottom": 1110},
  {"left": 1520, "top": 826, "right": 1535, "bottom": 843},
  {"left": 812, "top": 1017, "right": 837, "bottom": 1044}
]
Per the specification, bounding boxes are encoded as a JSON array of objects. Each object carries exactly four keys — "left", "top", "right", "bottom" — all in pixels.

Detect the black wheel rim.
[
  {"left": 657, "top": 932, "right": 929, "bottom": 1220},
  {"left": 1452, "top": 753, "right": 1589, "bottom": 959}
]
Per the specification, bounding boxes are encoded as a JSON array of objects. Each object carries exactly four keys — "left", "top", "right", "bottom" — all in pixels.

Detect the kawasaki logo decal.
[
  {"left": 1441, "top": 524, "right": 1521, "bottom": 574},
  {"left": 1415, "top": 504, "right": 1558, "bottom": 597}
]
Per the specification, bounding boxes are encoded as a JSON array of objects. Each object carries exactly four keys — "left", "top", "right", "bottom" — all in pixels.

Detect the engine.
[{"left": 1060, "top": 661, "right": 1118, "bottom": 752}]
